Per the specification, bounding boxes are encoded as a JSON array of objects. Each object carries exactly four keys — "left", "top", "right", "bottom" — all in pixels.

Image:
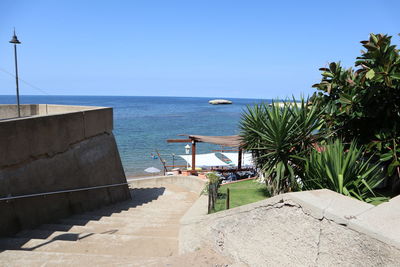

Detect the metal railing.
[{"left": 0, "top": 182, "right": 129, "bottom": 201}]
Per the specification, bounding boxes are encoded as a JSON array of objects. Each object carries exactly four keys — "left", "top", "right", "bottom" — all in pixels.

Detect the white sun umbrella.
[
  {"left": 144, "top": 167, "right": 161, "bottom": 173},
  {"left": 178, "top": 153, "right": 230, "bottom": 167}
]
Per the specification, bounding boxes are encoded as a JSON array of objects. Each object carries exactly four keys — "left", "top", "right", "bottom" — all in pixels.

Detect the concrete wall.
[
  {"left": 0, "top": 104, "right": 41, "bottom": 119},
  {"left": 180, "top": 189, "right": 400, "bottom": 266},
  {"left": 0, "top": 104, "right": 105, "bottom": 120},
  {"left": 0, "top": 105, "right": 130, "bottom": 236}
]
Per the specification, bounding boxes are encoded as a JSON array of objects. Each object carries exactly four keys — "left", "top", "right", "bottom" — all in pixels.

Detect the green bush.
[
  {"left": 303, "top": 139, "right": 384, "bottom": 202},
  {"left": 206, "top": 172, "right": 220, "bottom": 184},
  {"left": 240, "top": 98, "right": 324, "bottom": 196},
  {"left": 239, "top": 33, "right": 399, "bottom": 202},
  {"left": 311, "top": 33, "right": 400, "bottom": 193}
]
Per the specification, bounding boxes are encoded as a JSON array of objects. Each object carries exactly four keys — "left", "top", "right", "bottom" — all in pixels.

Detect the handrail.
[{"left": 0, "top": 182, "right": 129, "bottom": 201}]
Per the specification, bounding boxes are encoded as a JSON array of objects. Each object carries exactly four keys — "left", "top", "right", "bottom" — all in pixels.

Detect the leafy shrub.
[
  {"left": 302, "top": 139, "right": 384, "bottom": 202},
  {"left": 240, "top": 98, "right": 324, "bottom": 196},
  {"left": 311, "top": 33, "right": 400, "bottom": 193},
  {"left": 202, "top": 172, "right": 220, "bottom": 195},
  {"left": 206, "top": 172, "right": 220, "bottom": 184},
  {"left": 239, "top": 33, "right": 399, "bottom": 201},
  {"left": 205, "top": 172, "right": 220, "bottom": 213}
]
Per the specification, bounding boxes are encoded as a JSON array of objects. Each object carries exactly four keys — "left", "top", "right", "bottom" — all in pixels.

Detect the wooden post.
[
  {"left": 208, "top": 183, "right": 212, "bottom": 213},
  {"left": 226, "top": 188, "right": 230, "bottom": 210},
  {"left": 191, "top": 141, "right": 196, "bottom": 172},
  {"left": 156, "top": 150, "right": 168, "bottom": 174},
  {"left": 238, "top": 148, "right": 242, "bottom": 170}
]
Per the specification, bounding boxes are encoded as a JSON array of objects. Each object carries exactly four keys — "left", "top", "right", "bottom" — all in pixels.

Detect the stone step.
[
  {"left": 88, "top": 199, "right": 166, "bottom": 208},
  {"left": 15, "top": 229, "right": 178, "bottom": 242},
  {"left": 57, "top": 218, "right": 119, "bottom": 227},
  {"left": 77, "top": 211, "right": 182, "bottom": 220},
  {"left": 113, "top": 199, "right": 190, "bottom": 207},
  {"left": 114, "top": 227, "right": 179, "bottom": 237},
  {"left": 38, "top": 223, "right": 180, "bottom": 236},
  {"left": 0, "top": 184, "right": 201, "bottom": 266},
  {"left": 0, "top": 237, "right": 178, "bottom": 257},
  {"left": 119, "top": 206, "right": 194, "bottom": 215},
  {"left": 109, "top": 208, "right": 191, "bottom": 216},
  {"left": 89, "top": 202, "right": 186, "bottom": 211},
  {"left": 138, "top": 203, "right": 194, "bottom": 210},
  {"left": 81, "top": 203, "right": 190, "bottom": 215},
  {"left": 66, "top": 214, "right": 175, "bottom": 224},
  {"left": 56, "top": 218, "right": 179, "bottom": 229},
  {"left": 71, "top": 209, "right": 182, "bottom": 219},
  {"left": 0, "top": 250, "right": 163, "bottom": 266}
]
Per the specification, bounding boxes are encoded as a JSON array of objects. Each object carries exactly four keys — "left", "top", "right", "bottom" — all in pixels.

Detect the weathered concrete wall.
[
  {"left": 0, "top": 105, "right": 130, "bottom": 236},
  {"left": 0, "top": 104, "right": 104, "bottom": 120},
  {"left": 0, "top": 104, "right": 40, "bottom": 119},
  {"left": 180, "top": 189, "right": 400, "bottom": 266},
  {"left": 129, "top": 176, "right": 206, "bottom": 194},
  {"left": 0, "top": 105, "right": 112, "bottom": 167}
]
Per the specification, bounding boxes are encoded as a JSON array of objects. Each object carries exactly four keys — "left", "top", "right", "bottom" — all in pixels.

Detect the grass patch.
[{"left": 212, "top": 179, "right": 269, "bottom": 213}]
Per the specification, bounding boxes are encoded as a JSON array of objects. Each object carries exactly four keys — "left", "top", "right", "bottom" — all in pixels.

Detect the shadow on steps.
[
  {"left": 130, "top": 187, "right": 166, "bottom": 206},
  {"left": 2, "top": 187, "right": 167, "bottom": 250}
]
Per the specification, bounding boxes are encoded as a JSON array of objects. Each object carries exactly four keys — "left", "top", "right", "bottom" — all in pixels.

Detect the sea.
[{"left": 0, "top": 95, "right": 270, "bottom": 176}]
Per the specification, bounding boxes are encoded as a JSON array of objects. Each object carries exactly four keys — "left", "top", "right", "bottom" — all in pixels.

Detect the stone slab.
[
  {"left": 284, "top": 189, "right": 374, "bottom": 225},
  {"left": 349, "top": 195, "right": 400, "bottom": 249},
  {"left": 180, "top": 190, "right": 400, "bottom": 266}
]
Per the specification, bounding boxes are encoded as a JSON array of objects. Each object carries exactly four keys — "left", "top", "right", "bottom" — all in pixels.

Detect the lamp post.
[
  {"left": 185, "top": 144, "right": 190, "bottom": 169},
  {"left": 9, "top": 29, "right": 21, "bottom": 117}
]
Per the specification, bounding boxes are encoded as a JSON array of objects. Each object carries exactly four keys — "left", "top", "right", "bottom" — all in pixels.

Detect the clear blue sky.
[{"left": 0, "top": 0, "right": 399, "bottom": 98}]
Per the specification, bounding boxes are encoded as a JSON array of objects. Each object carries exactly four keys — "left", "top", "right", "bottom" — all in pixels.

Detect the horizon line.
[{"left": 0, "top": 94, "right": 307, "bottom": 101}]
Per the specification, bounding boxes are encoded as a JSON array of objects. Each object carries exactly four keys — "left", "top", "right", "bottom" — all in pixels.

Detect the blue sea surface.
[{"left": 0, "top": 95, "right": 269, "bottom": 176}]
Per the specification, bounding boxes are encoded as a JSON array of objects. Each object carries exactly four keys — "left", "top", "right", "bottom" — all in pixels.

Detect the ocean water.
[{"left": 0, "top": 95, "right": 269, "bottom": 176}]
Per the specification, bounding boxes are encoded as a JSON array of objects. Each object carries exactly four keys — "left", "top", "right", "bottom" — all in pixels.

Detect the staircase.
[{"left": 0, "top": 183, "right": 198, "bottom": 266}]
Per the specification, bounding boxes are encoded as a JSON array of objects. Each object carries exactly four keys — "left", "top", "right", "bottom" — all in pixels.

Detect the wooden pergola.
[{"left": 166, "top": 135, "right": 244, "bottom": 172}]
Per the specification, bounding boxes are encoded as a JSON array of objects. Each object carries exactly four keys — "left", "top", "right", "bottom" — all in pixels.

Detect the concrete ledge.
[
  {"left": 0, "top": 104, "right": 40, "bottom": 119},
  {"left": 179, "top": 194, "right": 208, "bottom": 254},
  {"left": 282, "top": 190, "right": 400, "bottom": 249},
  {"left": 0, "top": 104, "right": 108, "bottom": 120},
  {"left": 349, "top": 195, "right": 400, "bottom": 249},
  {"left": 283, "top": 189, "right": 374, "bottom": 225},
  {"left": 128, "top": 176, "right": 206, "bottom": 194},
  {"left": 180, "top": 195, "right": 208, "bottom": 225},
  {"left": 179, "top": 189, "right": 400, "bottom": 265}
]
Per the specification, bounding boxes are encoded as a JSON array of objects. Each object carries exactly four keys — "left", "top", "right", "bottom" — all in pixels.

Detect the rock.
[{"left": 209, "top": 99, "right": 233, "bottom": 105}]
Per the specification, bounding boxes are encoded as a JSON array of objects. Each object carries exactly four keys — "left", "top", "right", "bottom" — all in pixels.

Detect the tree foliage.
[
  {"left": 311, "top": 33, "right": 400, "bottom": 192},
  {"left": 240, "top": 33, "right": 400, "bottom": 201}
]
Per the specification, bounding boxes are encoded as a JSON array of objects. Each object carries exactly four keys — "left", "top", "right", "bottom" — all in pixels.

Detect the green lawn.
[{"left": 212, "top": 179, "right": 269, "bottom": 213}]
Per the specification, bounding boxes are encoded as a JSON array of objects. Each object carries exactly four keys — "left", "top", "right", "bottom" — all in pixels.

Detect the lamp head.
[
  {"left": 185, "top": 144, "right": 191, "bottom": 154},
  {"left": 9, "top": 29, "right": 21, "bottom": 44}
]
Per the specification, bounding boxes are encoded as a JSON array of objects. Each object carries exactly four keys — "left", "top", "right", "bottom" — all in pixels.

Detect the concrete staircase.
[{"left": 0, "top": 184, "right": 198, "bottom": 266}]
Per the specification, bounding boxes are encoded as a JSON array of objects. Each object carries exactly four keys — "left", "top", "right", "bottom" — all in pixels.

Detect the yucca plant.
[
  {"left": 303, "top": 139, "right": 384, "bottom": 202},
  {"left": 240, "top": 97, "right": 324, "bottom": 196}
]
